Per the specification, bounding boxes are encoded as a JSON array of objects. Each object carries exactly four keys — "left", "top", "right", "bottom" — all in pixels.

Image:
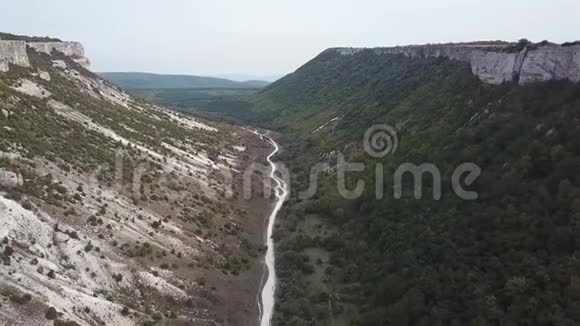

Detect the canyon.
[{"left": 3, "top": 31, "right": 580, "bottom": 326}]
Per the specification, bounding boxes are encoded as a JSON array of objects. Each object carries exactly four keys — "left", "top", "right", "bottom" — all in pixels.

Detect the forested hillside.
[{"left": 248, "top": 48, "right": 580, "bottom": 325}]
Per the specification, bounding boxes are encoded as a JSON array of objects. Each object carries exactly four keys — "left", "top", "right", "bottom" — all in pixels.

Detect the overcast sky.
[{"left": 1, "top": 0, "right": 579, "bottom": 80}]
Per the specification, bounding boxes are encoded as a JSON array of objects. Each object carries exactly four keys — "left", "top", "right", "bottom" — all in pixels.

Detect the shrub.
[
  {"left": 113, "top": 273, "right": 123, "bottom": 282},
  {"left": 22, "top": 201, "right": 33, "bottom": 210},
  {"left": 121, "top": 306, "right": 130, "bottom": 316},
  {"left": 45, "top": 307, "right": 58, "bottom": 320},
  {"left": 10, "top": 293, "right": 32, "bottom": 304}
]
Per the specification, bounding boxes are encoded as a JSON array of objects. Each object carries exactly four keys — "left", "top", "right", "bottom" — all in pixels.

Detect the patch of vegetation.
[
  {"left": 45, "top": 307, "right": 58, "bottom": 320},
  {"left": 0, "top": 32, "right": 62, "bottom": 42},
  {"left": 10, "top": 292, "right": 32, "bottom": 304},
  {"left": 563, "top": 41, "right": 580, "bottom": 47}
]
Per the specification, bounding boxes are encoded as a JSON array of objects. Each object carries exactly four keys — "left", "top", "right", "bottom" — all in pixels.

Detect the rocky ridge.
[{"left": 333, "top": 41, "right": 580, "bottom": 85}]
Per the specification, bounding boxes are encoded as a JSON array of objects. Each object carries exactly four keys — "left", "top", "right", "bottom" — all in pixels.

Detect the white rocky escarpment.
[
  {"left": 0, "top": 40, "right": 30, "bottom": 72},
  {"left": 0, "top": 38, "right": 90, "bottom": 72},
  {"left": 27, "top": 41, "right": 91, "bottom": 69},
  {"left": 334, "top": 43, "right": 580, "bottom": 85},
  {"left": 518, "top": 46, "right": 580, "bottom": 84}
]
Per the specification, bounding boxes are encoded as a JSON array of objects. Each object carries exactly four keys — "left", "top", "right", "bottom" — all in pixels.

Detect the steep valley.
[{"left": 3, "top": 30, "right": 580, "bottom": 326}]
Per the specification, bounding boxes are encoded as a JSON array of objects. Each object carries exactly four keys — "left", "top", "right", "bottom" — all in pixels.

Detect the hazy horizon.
[
  {"left": 96, "top": 71, "right": 283, "bottom": 82},
  {"left": 2, "top": 0, "right": 579, "bottom": 78}
]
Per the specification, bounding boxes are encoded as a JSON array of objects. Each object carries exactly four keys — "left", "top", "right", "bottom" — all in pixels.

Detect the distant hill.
[
  {"left": 99, "top": 72, "right": 270, "bottom": 90},
  {"left": 213, "top": 73, "right": 283, "bottom": 82}
]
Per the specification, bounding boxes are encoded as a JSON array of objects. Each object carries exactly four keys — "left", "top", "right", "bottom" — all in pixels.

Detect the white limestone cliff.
[
  {"left": 0, "top": 37, "right": 91, "bottom": 72},
  {"left": 27, "top": 41, "right": 91, "bottom": 69},
  {"left": 0, "top": 40, "right": 30, "bottom": 72},
  {"left": 334, "top": 43, "right": 580, "bottom": 85},
  {"left": 519, "top": 45, "right": 580, "bottom": 84}
]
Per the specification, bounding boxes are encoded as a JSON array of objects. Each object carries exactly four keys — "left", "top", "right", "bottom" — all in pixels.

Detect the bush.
[
  {"left": 10, "top": 293, "right": 32, "bottom": 304},
  {"left": 121, "top": 306, "right": 130, "bottom": 316},
  {"left": 152, "top": 312, "right": 163, "bottom": 321},
  {"left": 21, "top": 200, "right": 33, "bottom": 210},
  {"left": 45, "top": 307, "right": 58, "bottom": 320}
]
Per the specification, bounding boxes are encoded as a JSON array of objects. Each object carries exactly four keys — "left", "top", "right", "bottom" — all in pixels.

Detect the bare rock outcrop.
[
  {"left": 0, "top": 40, "right": 30, "bottom": 72},
  {"left": 28, "top": 41, "right": 91, "bottom": 69},
  {"left": 0, "top": 35, "right": 91, "bottom": 72},
  {"left": 0, "top": 170, "right": 23, "bottom": 188},
  {"left": 519, "top": 45, "right": 580, "bottom": 84},
  {"left": 334, "top": 43, "right": 580, "bottom": 85}
]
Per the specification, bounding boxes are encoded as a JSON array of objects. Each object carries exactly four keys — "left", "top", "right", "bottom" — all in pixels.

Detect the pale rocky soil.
[{"left": 0, "top": 43, "right": 273, "bottom": 326}]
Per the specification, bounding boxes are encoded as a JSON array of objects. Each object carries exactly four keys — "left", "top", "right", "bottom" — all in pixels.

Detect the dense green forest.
[{"left": 238, "top": 49, "right": 580, "bottom": 325}]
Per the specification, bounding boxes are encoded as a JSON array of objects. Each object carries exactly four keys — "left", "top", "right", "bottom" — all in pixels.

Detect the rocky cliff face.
[
  {"left": 27, "top": 41, "right": 91, "bottom": 68},
  {"left": 0, "top": 37, "right": 90, "bottom": 71},
  {"left": 334, "top": 43, "right": 580, "bottom": 85},
  {"left": 0, "top": 40, "right": 30, "bottom": 72}
]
